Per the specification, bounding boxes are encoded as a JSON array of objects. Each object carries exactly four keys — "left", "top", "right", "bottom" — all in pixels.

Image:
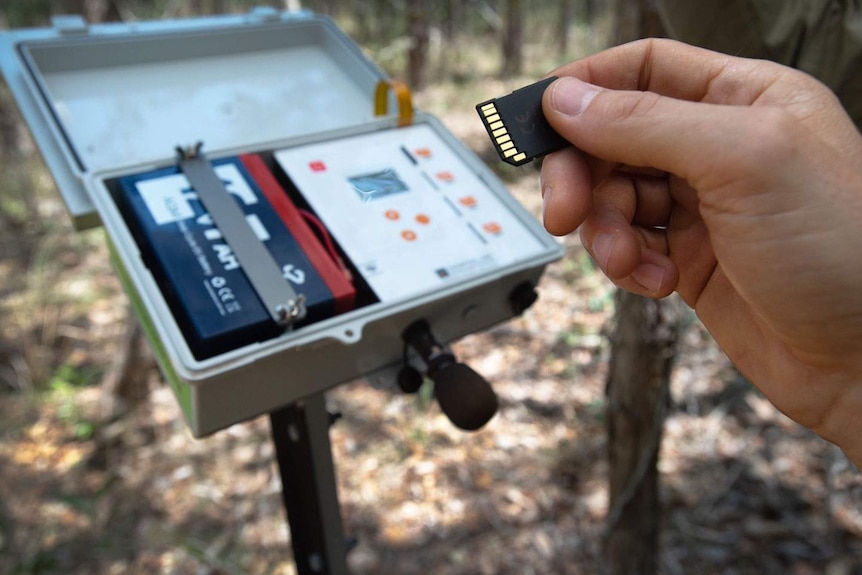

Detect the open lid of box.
[{"left": 0, "top": 8, "right": 389, "bottom": 228}]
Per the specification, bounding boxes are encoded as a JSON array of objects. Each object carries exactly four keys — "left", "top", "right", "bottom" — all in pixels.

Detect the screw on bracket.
[
  {"left": 275, "top": 295, "right": 307, "bottom": 328},
  {"left": 175, "top": 141, "right": 204, "bottom": 161}
]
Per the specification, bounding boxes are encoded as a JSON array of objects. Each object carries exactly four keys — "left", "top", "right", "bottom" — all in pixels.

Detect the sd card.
[{"left": 475, "top": 76, "right": 569, "bottom": 166}]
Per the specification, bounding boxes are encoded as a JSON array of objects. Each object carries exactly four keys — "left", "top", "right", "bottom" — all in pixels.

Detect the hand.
[{"left": 539, "top": 38, "right": 862, "bottom": 466}]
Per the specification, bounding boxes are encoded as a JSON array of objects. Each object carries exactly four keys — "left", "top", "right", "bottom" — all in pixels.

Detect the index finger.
[{"left": 549, "top": 38, "right": 781, "bottom": 106}]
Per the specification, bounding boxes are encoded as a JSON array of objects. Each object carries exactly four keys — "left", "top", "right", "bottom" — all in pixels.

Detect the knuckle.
[
  {"left": 736, "top": 107, "right": 801, "bottom": 169},
  {"left": 611, "top": 91, "right": 663, "bottom": 123}
]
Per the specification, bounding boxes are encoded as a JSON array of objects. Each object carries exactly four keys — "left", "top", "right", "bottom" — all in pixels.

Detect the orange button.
[
  {"left": 415, "top": 148, "right": 432, "bottom": 158},
  {"left": 415, "top": 214, "right": 430, "bottom": 225},
  {"left": 459, "top": 195, "right": 477, "bottom": 208},
  {"left": 402, "top": 230, "right": 417, "bottom": 241},
  {"left": 385, "top": 209, "right": 400, "bottom": 221},
  {"left": 436, "top": 171, "right": 454, "bottom": 182},
  {"left": 483, "top": 222, "right": 502, "bottom": 234}
]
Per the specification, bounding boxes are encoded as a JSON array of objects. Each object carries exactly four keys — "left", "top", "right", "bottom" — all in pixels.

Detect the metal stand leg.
[{"left": 269, "top": 393, "right": 349, "bottom": 575}]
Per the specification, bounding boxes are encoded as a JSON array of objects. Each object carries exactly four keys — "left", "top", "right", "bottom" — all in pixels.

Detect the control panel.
[{"left": 274, "top": 124, "right": 547, "bottom": 303}]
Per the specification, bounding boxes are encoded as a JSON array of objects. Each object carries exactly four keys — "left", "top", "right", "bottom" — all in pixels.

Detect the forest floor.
[{"left": 1, "top": 70, "right": 862, "bottom": 575}]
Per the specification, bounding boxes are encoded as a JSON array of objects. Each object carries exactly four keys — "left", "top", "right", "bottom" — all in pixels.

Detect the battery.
[{"left": 115, "top": 154, "right": 355, "bottom": 360}]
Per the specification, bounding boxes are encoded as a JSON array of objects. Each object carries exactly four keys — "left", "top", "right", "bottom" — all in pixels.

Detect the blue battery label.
[{"left": 116, "top": 157, "right": 336, "bottom": 359}]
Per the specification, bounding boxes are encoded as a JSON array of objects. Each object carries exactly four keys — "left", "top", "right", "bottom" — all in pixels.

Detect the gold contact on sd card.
[
  {"left": 475, "top": 76, "right": 569, "bottom": 167},
  {"left": 477, "top": 101, "right": 527, "bottom": 165}
]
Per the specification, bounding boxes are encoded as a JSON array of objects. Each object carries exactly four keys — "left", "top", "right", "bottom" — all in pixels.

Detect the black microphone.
[
  {"left": 430, "top": 361, "right": 498, "bottom": 431},
  {"left": 401, "top": 320, "right": 498, "bottom": 431}
]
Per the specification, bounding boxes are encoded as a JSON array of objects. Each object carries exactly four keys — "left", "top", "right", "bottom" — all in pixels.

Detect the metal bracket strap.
[{"left": 176, "top": 143, "right": 306, "bottom": 328}]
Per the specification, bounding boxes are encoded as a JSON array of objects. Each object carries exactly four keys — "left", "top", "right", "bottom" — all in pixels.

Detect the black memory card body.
[{"left": 475, "top": 76, "right": 569, "bottom": 166}]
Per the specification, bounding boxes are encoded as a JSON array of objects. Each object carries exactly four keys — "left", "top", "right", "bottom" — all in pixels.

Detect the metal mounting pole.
[{"left": 269, "top": 393, "right": 349, "bottom": 575}]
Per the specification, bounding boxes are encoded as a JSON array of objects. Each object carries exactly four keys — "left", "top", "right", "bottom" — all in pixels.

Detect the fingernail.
[
  {"left": 551, "top": 76, "right": 601, "bottom": 117},
  {"left": 591, "top": 233, "right": 614, "bottom": 270},
  {"left": 632, "top": 263, "right": 666, "bottom": 295}
]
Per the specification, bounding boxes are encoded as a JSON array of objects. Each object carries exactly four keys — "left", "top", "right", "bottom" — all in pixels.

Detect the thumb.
[{"left": 542, "top": 76, "right": 762, "bottom": 186}]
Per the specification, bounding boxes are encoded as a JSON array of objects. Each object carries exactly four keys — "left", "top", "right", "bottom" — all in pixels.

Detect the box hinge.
[
  {"left": 51, "top": 15, "right": 89, "bottom": 36},
  {"left": 246, "top": 6, "right": 281, "bottom": 24}
]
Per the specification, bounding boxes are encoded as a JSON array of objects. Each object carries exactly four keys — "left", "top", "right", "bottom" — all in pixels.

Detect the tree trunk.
[
  {"left": 501, "top": 0, "right": 523, "bottom": 78},
  {"left": 407, "top": 0, "right": 429, "bottom": 90},
  {"left": 189, "top": 0, "right": 208, "bottom": 15},
  {"left": 614, "top": 0, "right": 663, "bottom": 45},
  {"left": 0, "top": 86, "right": 21, "bottom": 159},
  {"left": 605, "top": 291, "right": 679, "bottom": 574},
  {"left": 604, "top": 2, "right": 671, "bottom": 574},
  {"left": 444, "top": 0, "right": 463, "bottom": 41},
  {"left": 352, "top": 0, "right": 373, "bottom": 43},
  {"left": 558, "top": 0, "right": 574, "bottom": 56},
  {"left": 61, "top": 0, "right": 121, "bottom": 22},
  {"left": 585, "top": 0, "right": 597, "bottom": 22},
  {"left": 100, "top": 308, "right": 153, "bottom": 421},
  {"left": 375, "top": 0, "right": 398, "bottom": 44}
]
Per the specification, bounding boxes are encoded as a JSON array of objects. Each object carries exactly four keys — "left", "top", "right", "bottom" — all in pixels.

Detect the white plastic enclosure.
[{"left": 0, "top": 10, "right": 563, "bottom": 436}]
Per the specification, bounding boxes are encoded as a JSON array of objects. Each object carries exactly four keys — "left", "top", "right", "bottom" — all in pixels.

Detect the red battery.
[{"left": 239, "top": 154, "right": 355, "bottom": 315}]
